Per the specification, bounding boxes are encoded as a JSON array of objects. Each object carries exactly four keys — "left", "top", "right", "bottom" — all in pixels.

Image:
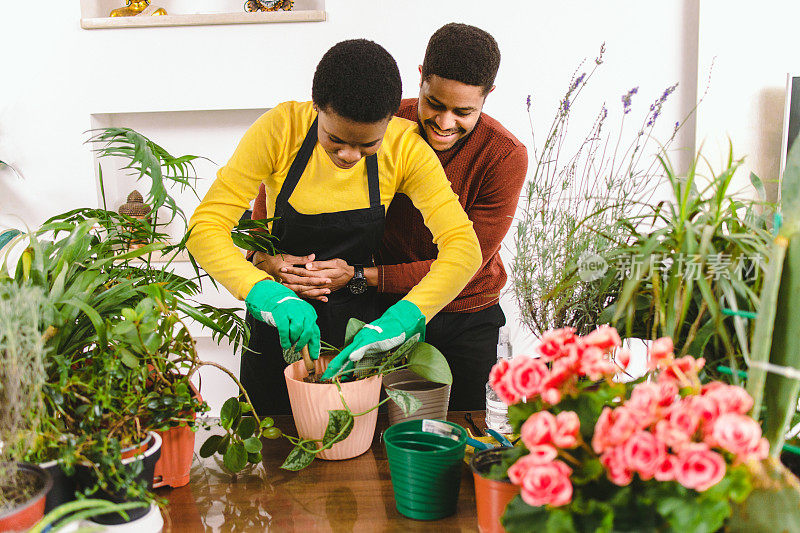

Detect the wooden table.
[{"left": 158, "top": 412, "right": 485, "bottom": 532}]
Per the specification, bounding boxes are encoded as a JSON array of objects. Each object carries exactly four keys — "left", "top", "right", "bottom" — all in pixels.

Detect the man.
[
  {"left": 252, "top": 24, "right": 527, "bottom": 410},
  {"left": 188, "top": 39, "right": 481, "bottom": 415}
]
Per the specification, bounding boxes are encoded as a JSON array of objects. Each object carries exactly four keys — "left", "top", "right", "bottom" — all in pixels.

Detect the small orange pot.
[
  {"left": 152, "top": 384, "right": 201, "bottom": 488},
  {"left": 471, "top": 448, "right": 520, "bottom": 533},
  {"left": 0, "top": 463, "right": 52, "bottom": 532},
  {"left": 284, "top": 356, "right": 382, "bottom": 460}
]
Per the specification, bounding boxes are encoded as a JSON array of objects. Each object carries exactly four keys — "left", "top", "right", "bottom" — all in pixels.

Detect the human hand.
[
  {"left": 253, "top": 252, "right": 333, "bottom": 302},
  {"left": 280, "top": 258, "right": 355, "bottom": 298},
  {"left": 244, "top": 279, "right": 321, "bottom": 359},
  {"left": 320, "top": 300, "right": 426, "bottom": 380}
]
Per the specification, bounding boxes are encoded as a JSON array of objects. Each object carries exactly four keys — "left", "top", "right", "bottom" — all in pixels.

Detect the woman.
[{"left": 186, "top": 39, "right": 481, "bottom": 414}]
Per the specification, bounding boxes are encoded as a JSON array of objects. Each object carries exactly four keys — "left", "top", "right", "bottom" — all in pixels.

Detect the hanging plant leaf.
[
  {"left": 407, "top": 342, "right": 453, "bottom": 385},
  {"left": 322, "top": 410, "right": 354, "bottom": 447},
  {"left": 220, "top": 397, "right": 241, "bottom": 430},
  {"left": 385, "top": 388, "right": 422, "bottom": 416},
  {"left": 243, "top": 436, "right": 262, "bottom": 453},
  {"left": 281, "top": 445, "right": 316, "bottom": 471},
  {"left": 236, "top": 416, "right": 257, "bottom": 439},
  {"left": 199, "top": 435, "right": 223, "bottom": 458},
  {"left": 345, "top": 318, "right": 367, "bottom": 346},
  {"left": 223, "top": 442, "right": 248, "bottom": 472}
]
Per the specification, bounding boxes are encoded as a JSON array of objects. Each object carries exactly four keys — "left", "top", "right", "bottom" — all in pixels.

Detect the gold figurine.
[{"left": 110, "top": 1, "right": 167, "bottom": 17}]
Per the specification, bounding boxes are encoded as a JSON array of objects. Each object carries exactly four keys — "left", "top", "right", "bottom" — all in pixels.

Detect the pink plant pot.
[{"left": 284, "top": 356, "right": 382, "bottom": 460}]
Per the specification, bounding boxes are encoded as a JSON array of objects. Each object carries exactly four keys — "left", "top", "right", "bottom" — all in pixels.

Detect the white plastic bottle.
[{"left": 485, "top": 327, "right": 513, "bottom": 434}]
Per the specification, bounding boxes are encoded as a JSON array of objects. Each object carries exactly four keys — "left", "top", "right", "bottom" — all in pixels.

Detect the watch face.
[{"left": 348, "top": 277, "right": 367, "bottom": 294}]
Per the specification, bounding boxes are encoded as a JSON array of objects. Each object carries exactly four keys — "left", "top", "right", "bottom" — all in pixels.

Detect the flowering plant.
[{"left": 490, "top": 325, "right": 765, "bottom": 533}]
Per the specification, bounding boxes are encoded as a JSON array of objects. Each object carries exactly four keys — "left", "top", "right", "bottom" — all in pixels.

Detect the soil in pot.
[
  {"left": 74, "top": 432, "right": 162, "bottom": 525},
  {"left": 0, "top": 462, "right": 53, "bottom": 532},
  {"left": 470, "top": 448, "right": 520, "bottom": 533}
]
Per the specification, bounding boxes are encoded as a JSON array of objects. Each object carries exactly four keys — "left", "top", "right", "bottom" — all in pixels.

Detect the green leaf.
[
  {"left": 223, "top": 442, "right": 248, "bottom": 472},
  {"left": 501, "top": 494, "right": 553, "bottom": 533},
  {"left": 218, "top": 434, "right": 231, "bottom": 454},
  {"left": 243, "top": 436, "right": 263, "bottom": 453},
  {"left": 385, "top": 388, "right": 422, "bottom": 416},
  {"left": 281, "top": 445, "right": 316, "bottom": 471},
  {"left": 345, "top": 318, "right": 366, "bottom": 346},
  {"left": 546, "top": 509, "right": 576, "bottom": 532},
  {"left": 322, "top": 410, "right": 354, "bottom": 447},
  {"left": 199, "top": 435, "right": 223, "bottom": 458},
  {"left": 117, "top": 347, "right": 139, "bottom": 369},
  {"left": 247, "top": 452, "right": 262, "bottom": 464},
  {"left": 236, "top": 416, "right": 257, "bottom": 439},
  {"left": 0, "top": 229, "right": 20, "bottom": 250},
  {"left": 750, "top": 172, "right": 766, "bottom": 202},
  {"left": 220, "top": 397, "right": 241, "bottom": 430},
  {"left": 406, "top": 342, "right": 452, "bottom": 385}
]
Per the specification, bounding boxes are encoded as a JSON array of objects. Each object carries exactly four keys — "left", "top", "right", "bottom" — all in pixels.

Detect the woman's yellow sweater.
[{"left": 186, "top": 101, "right": 481, "bottom": 321}]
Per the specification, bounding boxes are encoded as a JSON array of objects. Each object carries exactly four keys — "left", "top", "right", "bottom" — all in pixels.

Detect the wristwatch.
[{"left": 346, "top": 265, "right": 367, "bottom": 294}]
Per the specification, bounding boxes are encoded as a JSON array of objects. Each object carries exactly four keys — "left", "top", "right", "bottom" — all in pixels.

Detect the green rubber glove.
[
  {"left": 320, "top": 300, "right": 425, "bottom": 380},
  {"left": 245, "top": 280, "right": 321, "bottom": 359}
]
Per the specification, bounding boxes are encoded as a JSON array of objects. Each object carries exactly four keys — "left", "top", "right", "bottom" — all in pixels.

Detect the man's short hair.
[
  {"left": 421, "top": 23, "right": 500, "bottom": 95},
  {"left": 312, "top": 39, "right": 402, "bottom": 123}
]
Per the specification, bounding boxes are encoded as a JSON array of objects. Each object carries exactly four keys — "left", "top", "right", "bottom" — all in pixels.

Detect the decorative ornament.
[
  {"left": 244, "top": 0, "right": 294, "bottom": 12},
  {"left": 110, "top": 1, "right": 167, "bottom": 17},
  {"left": 118, "top": 190, "right": 152, "bottom": 219}
]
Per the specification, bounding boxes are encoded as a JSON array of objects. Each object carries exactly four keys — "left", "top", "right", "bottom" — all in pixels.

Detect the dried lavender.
[{"left": 512, "top": 44, "right": 684, "bottom": 336}]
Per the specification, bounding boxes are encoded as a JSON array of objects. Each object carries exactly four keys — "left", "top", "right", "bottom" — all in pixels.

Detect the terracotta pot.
[
  {"left": 152, "top": 384, "right": 202, "bottom": 488},
  {"left": 0, "top": 462, "right": 53, "bottom": 532},
  {"left": 383, "top": 369, "right": 451, "bottom": 425},
  {"left": 120, "top": 432, "right": 152, "bottom": 460},
  {"left": 284, "top": 355, "right": 382, "bottom": 460},
  {"left": 470, "top": 448, "right": 520, "bottom": 533}
]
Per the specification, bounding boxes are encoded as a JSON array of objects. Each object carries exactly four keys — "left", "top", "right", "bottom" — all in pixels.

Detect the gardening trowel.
[{"left": 302, "top": 345, "right": 316, "bottom": 381}]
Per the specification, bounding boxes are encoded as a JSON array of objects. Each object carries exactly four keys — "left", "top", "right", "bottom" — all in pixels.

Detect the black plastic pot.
[
  {"left": 39, "top": 459, "right": 77, "bottom": 514},
  {"left": 74, "top": 432, "right": 162, "bottom": 525}
]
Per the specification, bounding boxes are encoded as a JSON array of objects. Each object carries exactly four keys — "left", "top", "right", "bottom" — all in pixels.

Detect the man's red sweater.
[{"left": 378, "top": 99, "right": 528, "bottom": 313}]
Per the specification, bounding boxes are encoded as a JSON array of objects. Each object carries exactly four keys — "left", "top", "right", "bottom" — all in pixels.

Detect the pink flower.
[
  {"left": 579, "top": 346, "right": 617, "bottom": 380},
  {"left": 600, "top": 446, "right": 633, "bottom": 486},
  {"left": 521, "top": 411, "right": 558, "bottom": 448},
  {"left": 536, "top": 327, "right": 578, "bottom": 361},
  {"left": 583, "top": 325, "right": 622, "bottom": 352},
  {"left": 658, "top": 356, "right": 706, "bottom": 385},
  {"left": 623, "top": 430, "right": 667, "bottom": 480},
  {"left": 654, "top": 420, "right": 693, "bottom": 452},
  {"left": 543, "top": 353, "right": 578, "bottom": 390},
  {"left": 709, "top": 413, "right": 765, "bottom": 461},
  {"left": 507, "top": 449, "right": 558, "bottom": 484},
  {"left": 654, "top": 454, "right": 678, "bottom": 481},
  {"left": 508, "top": 356, "right": 549, "bottom": 400},
  {"left": 553, "top": 411, "right": 580, "bottom": 448},
  {"left": 592, "top": 407, "right": 639, "bottom": 453},
  {"left": 675, "top": 444, "right": 726, "bottom": 492},
  {"left": 627, "top": 383, "right": 661, "bottom": 428},
  {"left": 489, "top": 360, "right": 519, "bottom": 405},
  {"left": 518, "top": 461, "right": 574, "bottom": 507},
  {"left": 648, "top": 337, "right": 674, "bottom": 369},
  {"left": 702, "top": 383, "right": 754, "bottom": 415},
  {"left": 665, "top": 402, "right": 700, "bottom": 437},
  {"left": 615, "top": 348, "right": 631, "bottom": 370},
  {"left": 687, "top": 395, "right": 721, "bottom": 433},
  {"left": 540, "top": 387, "right": 562, "bottom": 406},
  {"left": 656, "top": 381, "right": 679, "bottom": 407}
]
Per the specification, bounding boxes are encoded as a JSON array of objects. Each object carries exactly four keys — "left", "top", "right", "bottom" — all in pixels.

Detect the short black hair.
[
  {"left": 312, "top": 39, "right": 402, "bottom": 123},
  {"left": 421, "top": 23, "right": 500, "bottom": 95}
]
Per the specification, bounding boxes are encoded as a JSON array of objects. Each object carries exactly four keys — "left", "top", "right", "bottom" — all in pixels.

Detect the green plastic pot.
[{"left": 383, "top": 419, "right": 467, "bottom": 520}]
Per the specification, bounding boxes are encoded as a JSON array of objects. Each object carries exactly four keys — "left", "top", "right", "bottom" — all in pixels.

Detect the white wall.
[
  {"left": 695, "top": 0, "right": 800, "bottom": 200},
  {"left": 0, "top": 1, "right": 697, "bottom": 414}
]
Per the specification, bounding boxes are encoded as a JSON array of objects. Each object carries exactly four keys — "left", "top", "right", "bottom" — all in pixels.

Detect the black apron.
[{"left": 241, "top": 117, "right": 385, "bottom": 415}]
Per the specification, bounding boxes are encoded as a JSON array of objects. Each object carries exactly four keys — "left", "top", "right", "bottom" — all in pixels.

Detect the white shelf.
[{"left": 81, "top": 10, "right": 325, "bottom": 29}]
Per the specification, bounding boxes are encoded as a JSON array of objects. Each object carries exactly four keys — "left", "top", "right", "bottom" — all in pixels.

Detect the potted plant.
[
  {"left": 511, "top": 44, "right": 690, "bottom": 337},
  {"left": 487, "top": 325, "right": 768, "bottom": 532},
  {"left": 600, "top": 148, "right": 774, "bottom": 381},
  {"left": 0, "top": 282, "right": 53, "bottom": 531},
  {"left": 279, "top": 318, "right": 453, "bottom": 470},
  {"left": 470, "top": 447, "right": 520, "bottom": 533}
]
